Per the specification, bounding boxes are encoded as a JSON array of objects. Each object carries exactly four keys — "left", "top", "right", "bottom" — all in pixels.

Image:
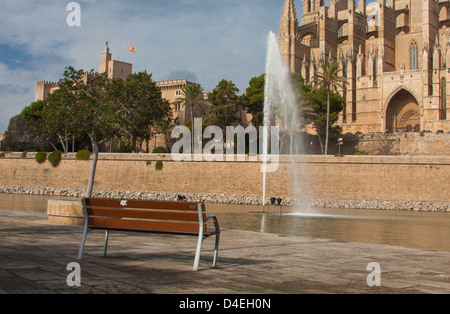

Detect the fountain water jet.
[{"left": 262, "top": 31, "right": 309, "bottom": 210}]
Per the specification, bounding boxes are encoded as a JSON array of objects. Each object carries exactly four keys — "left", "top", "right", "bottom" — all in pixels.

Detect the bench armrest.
[{"left": 206, "top": 215, "right": 220, "bottom": 234}]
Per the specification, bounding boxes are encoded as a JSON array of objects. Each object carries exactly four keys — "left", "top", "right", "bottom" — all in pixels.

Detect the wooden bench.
[{"left": 77, "top": 198, "right": 220, "bottom": 271}]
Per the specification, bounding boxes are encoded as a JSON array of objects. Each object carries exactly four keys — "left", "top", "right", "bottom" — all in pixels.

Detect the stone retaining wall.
[{"left": 0, "top": 153, "right": 449, "bottom": 212}]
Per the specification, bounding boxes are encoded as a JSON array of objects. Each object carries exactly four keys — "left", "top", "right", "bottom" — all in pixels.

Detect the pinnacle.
[{"left": 281, "top": 0, "right": 298, "bottom": 22}]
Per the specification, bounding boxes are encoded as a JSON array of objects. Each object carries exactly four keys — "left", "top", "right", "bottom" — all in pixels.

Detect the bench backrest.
[{"left": 82, "top": 198, "right": 207, "bottom": 234}]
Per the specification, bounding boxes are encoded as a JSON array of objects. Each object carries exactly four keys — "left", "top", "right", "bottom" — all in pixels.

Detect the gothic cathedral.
[{"left": 279, "top": 0, "right": 450, "bottom": 133}]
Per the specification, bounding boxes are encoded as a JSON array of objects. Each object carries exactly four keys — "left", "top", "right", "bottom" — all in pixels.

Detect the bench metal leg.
[
  {"left": 78, "top": 224, "right": 89, "bottom": 260},
  {"left": 103, "top": 230, "right": 110, "bottom": 257},
  {"left": 193, "top": 235, "right": 204, "bottom": 271},
  {"left": 212, "top": 233, "right": 220, "bottom": 268}
]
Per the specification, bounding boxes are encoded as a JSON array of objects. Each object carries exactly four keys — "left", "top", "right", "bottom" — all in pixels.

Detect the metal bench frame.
[{"left": 77, "top": 198, "right": 220, "bottom": 271}]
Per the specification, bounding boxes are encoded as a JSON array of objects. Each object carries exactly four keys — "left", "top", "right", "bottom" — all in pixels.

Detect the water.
[
  {"left": 1, "top": 193, "right": 448, "bottom": 252},
  {"left": 206, "top": 203, "right": 450, "bottom": 253},
  {"left": 0, "top": 194, "right": 53, "bottom": 212},
  {"left": 262, "top": 31, "right": 307, "bottom": 207}
]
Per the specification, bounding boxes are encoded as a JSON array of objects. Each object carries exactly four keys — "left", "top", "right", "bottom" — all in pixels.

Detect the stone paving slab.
[{"left": 0, "top": 209, "right": 449, "bottom": 295}]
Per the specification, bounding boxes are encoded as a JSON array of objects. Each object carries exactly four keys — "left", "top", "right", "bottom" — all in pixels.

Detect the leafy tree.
[
  {"left": 290, "top": 73, "right": 316, "bottom": 128},
  {"left": 111, "top": 71, "right": 172, "bottom": 153},
  {"left": 313, "top": 61, "right": 347, "bottom": 155},
  {"left": 154, "top": 114, "right": 175, "bottom": 152},
  {"left": 1, "top": 114, "right": 52, "bottom": 151},
  {"left": 21, "top": 100, "right": 59, "bottom": 151},
  {"left": 43, "top": 66, "right": 120, "bottom": 197},
  {"left": 22, "top": 99, "right": 89, "bottom": 153},
  {"left": 78, "top": 70, "right": 122, "bottom": 197},
  {"left": 174, "top": 84, "right": 207, "bottom": 148},
  {"left": 207, "top": 79, "right": 240, "bottom": 130},
  {"left": 176, "top": 84, "right": 206, "bottom": 124},
  {"left": 303, "top": 84, "right": 344, "bottom": 154},
  {"left": 241, "top": 74, "right": 265, "bottom": 128}
]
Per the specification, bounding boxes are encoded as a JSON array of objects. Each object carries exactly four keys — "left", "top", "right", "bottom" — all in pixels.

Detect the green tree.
[
  {"left": 313, "top": 61, "right": 347, "bottom": 155},
  {"left": 21, "top": 99, "right": 59, "bottom": 150},
  {"left": 207, "top": 79, "right": 240, "bottom": 130},
  {"left": 79, "top": 70, "right": 122, "bottom": 197},
  {"left": 111, "top": 71, "right": 172, "bottom": 153},
  {"left": 154, "top": 114, "right": 175, "bottom": 152},
  {"left": 303, "top": 84, "right": 344, "bottom": 154},
  {"left": 241, "top": 74, "right": 265, "bottom": 128},
  {"left": 1, "top": 114, "right": 51, "bottom": 152},
  {"left": 45, "top": 66, "right": 121, "bottom": 197},
  {"left": 174, "top": 84, "right": 207, "bottom": 148},
  {"left": 290, "top": 72, "right": 316, "bottom": 128}
]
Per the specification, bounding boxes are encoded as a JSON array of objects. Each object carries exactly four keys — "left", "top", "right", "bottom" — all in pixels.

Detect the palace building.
[
  {"left": 279, "top": 0, "right": 450, "bottom": 133},
  {"left": 35, "top": 45, "right": 210, "bottom": 150}
]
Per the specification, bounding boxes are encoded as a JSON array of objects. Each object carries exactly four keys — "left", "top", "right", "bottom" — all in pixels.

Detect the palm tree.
[
  {"left": 174, "top": 84, "right": 207, "bottom": 150},
  {"left": 313, "top": 61, "right": 347, "bottom": 155}
]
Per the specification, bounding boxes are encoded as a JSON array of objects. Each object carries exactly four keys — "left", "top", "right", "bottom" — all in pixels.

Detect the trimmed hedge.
[
  {"left": 152, "top": 146, "right": 167, "bottom": 154},
  {"left": 35, "top": 152, "right": 47, "bottom": 163},
  {"left": 48, "top": 151, "right": 62, "bottom": 168},
  {"left": 155, "top": 160, "right": 163, "bottom": 171},
  {"left": 76, "top": 150, "right": 92, "bottom": 160}
]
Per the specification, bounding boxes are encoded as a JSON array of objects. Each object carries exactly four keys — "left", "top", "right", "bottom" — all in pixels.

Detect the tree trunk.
[
  {"left": 325, "top": 88, "right": 330, "bottom": 155},
  {"left": 65, "top": 133, "right": 68, "bottom": 153},
  {"left": 86, "top": 135, "right": 99, "bottom": 198},
  {"left": 58, "top": 134, "right": 68, "bottom": 153},
  {"left": 132, "top": 134, "right": 137, "bottom": 153},
  {"left": 318, "top": 134, "right": 324, "bottom": 155},
  {"left": 190, "top": 105, "right": 194, "bottom": 152}
]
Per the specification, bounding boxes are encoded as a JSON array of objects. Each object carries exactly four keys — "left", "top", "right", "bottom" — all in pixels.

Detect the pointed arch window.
[{"left": 410, "top": 40, "right": 419, "bottom": 70}]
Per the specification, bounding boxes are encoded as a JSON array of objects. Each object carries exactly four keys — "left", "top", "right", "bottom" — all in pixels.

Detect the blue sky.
[{"left": 0, "top": 0, "right": 302, "bottom": 133}]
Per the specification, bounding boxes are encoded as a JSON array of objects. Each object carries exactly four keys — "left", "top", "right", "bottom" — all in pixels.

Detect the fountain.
[{"left": 262, "top": 31, "right": 308, "bottom": 210}]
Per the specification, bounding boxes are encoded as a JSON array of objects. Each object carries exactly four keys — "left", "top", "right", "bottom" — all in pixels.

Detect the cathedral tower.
[{"left": 278, "top": 0, "right": 301, "bottom": 72}]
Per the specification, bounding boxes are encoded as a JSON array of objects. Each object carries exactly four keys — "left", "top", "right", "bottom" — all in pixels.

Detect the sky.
[{"left": 0, "top": 0, "right": 303, "bottom": 133}]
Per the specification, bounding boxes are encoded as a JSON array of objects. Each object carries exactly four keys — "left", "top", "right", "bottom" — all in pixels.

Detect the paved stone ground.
[{"left": 0, "top": 209, "right": 449, "bottom": 295}]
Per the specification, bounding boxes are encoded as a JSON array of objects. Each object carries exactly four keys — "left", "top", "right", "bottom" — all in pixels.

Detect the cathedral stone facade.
[{"left": 279, "top": 0, "right": 450, "bottom": 133}]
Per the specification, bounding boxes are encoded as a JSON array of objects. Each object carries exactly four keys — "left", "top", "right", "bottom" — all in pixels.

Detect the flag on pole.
[{"left": 130, "top": 45, "right": 136, "bottom": 53}]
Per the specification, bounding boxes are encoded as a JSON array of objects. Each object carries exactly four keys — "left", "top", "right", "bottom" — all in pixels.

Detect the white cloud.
[{"left": 0, "top": 0, "right": 284, "bottom": 133}]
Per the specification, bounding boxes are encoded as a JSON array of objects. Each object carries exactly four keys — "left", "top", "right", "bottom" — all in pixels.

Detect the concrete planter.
[{"left": 47, "top": 199, "right": 84, "bottom": 225}]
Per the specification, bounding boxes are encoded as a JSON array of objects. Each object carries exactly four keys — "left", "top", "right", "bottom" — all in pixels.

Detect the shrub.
[
  {"left": 155, "top": 160, "right": 163, "bottom": 171},
  {"left": 21, "top": 149, "right": 34, "bottom": 158},
  {"left": 152, "top": 146, "right": 168, "bottom": 154},
  {"left": 0, "top": 152, "right": 5, "bottom": 159},
  {"left": 76, "top": 150, "right": 92, "bottom": 160},
  {"left": 35, "top": 152, "right": 47, "bottom": 163},
  {"left": 48, "top": 150, "right": 62, "bottom": 168},
  {"left": 113, "top": 144, "right": 132, "bottom": 153}
]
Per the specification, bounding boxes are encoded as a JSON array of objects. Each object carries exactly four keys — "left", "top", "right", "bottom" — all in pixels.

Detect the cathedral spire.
[
  {"left": 279, "top": 0, "right": 300, "bottom": 72},
  {"left": 281, "top": 0, "right": 299, "bottom": 24}
]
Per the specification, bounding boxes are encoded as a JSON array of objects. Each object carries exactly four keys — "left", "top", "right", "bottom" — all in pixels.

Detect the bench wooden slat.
[
  {"left": 88, "top": 217, "right": 203, "bottom": 234},
  {"left": 79, "top": 198, "right": 220, "bottom": 271},
  {"left": 87, "top": 207, "right": 204, "bottom": 222},
  {"left": 85, "top": 198, "right": 201, "bottom": 212}
]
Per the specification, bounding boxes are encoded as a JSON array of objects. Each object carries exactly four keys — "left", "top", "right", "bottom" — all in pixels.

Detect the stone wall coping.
[{"left": 2, "top": 152, "right": 450, "bottom": 165}]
